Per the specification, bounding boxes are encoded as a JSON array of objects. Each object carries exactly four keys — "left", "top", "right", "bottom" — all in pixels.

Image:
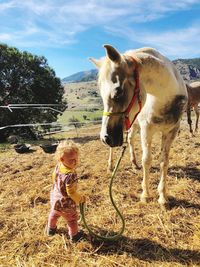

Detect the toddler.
[{"left": 47, "top": 140, "right": 86, "bottom": 242}]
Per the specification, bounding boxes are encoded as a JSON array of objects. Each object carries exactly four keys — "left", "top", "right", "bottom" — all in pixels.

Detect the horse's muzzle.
[{"left": 101, "top": 127, "right": 123, "bottom": 147}]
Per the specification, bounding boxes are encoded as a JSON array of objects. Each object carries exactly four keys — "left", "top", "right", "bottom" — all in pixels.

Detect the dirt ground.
[{"left": 0, "top": 119, "right": 200, "bottom": 267}]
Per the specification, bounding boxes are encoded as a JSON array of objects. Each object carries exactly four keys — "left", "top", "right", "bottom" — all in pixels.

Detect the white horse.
[{"left": 90, "top": 45, "right": 188, "bottom": 206}]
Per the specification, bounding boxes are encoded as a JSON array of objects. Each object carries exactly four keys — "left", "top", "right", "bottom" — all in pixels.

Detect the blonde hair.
[{"left": 55, "top": 140, "right": 79, "bottom": 161}]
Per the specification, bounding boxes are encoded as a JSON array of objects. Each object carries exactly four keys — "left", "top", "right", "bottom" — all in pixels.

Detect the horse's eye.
[{"left": 114, "top": 87, "right": 123, "bottom": 100}]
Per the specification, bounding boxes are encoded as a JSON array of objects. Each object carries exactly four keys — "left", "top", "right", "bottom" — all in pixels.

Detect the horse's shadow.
[
  {"left": 92, "top": 235, "right": 200, "bottom": 265},
  {"left": 57, "top": 227, "right": 200, "bottom": 264},
  {"left": 151, "top": 164, "right": 200, "bottom": 182},
  {"left": 168, "top": 164, "right": 200, "bottom": 182},
  {"left": 168, "top": 196, "right": 200, "bottom": 210}
]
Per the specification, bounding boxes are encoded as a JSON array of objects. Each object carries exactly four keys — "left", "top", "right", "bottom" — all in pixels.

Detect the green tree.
[{"left": 0, "top": 44, "right": 67, "bottom": 141}]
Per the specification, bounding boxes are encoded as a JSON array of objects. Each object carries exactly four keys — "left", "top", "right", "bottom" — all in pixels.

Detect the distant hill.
[
  {"left": 62, "top": 58, "right": 200, "bottom": 83},
  {"left": 62, "top": 69, "right": 98, "bottom": 83},
  {"left": 173, "top": 58, "right": 200, "bottom": 82}
]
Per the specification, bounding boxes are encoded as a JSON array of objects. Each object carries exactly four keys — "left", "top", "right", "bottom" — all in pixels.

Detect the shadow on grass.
[
  {"left": 68, "top": 135, "right": 99, "bottom": 144},
  {"left": 56, "top": 226, "right": 200, "bottom": 265},
  {"left": 56, "top": 206, "right": 199, "bottom": 265},
  {"left": 92, "top": 236, "right": 200, "bottom": 265},
  {"left": 168, "top": 164, "right": 200, "bottom": 181},
  {"left": 151, "top": 164, "right": 200, "bottom": 182},
  {"left": 168, "top": 196, "right": 200, "bottom": 210},
  {"left": 14, "top": 148, "right": 37, "bottom": 154},
  {"left": 56, "top": 217, "right": 200, "bottom": 265}
]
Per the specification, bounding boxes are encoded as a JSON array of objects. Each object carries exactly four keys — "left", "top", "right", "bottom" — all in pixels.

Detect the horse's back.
[
  {"left": 130, "top": 47, "right": 164, "bottom": 59},
  {"left": 131, "top": 48, "right": 188, "bottom": 131},
  {"left": 127, "top": 47, "right": 186, "bottom": 93},
  {"left": 187, "top": 81, "right": 200, "bottom": 104},
  {"left": 190, "top": 81, "right": 200, "bottom": 89}
]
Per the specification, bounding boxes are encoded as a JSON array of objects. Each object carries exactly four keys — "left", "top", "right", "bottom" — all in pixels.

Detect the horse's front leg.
[
  {"left": 108, "top": 147, "right": 114, "bottom": 172},
  {"left": 128, "top": 127, "right": 141, "bottom": 170},
  {"left": 158, "top": 126, "right": 179, "bottom": 206},
  {"left": 194, "top": 105, "right": 199, "bottom": 132},
  {"left": 187, "top": 106, "right": 193, "bottom": 135},
  {"left": 140, "top": 126, "right": 153, "bottom": 203}
]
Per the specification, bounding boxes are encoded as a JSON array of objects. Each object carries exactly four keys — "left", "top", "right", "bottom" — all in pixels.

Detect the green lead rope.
[{"left": 80, "top": 145, "right": 127, "bottom": 241}]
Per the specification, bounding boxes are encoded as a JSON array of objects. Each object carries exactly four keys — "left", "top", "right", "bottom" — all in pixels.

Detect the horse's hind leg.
[
  {"left": 187, "top": 106, "right": 193, "bottom": 134},
  {"left": 194, "top": 105, "right": 199, "bottom": 132},
  {"left": 140, "top": 125, "right": 153, "bottom": 203},
  {"left": 158, "top": 126, "right": 179, "bottom": 206}
]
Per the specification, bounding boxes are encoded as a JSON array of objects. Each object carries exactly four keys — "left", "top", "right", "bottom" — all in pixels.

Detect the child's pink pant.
[{"left": 48, "top": 208, "right": 78, "bottom": 237}]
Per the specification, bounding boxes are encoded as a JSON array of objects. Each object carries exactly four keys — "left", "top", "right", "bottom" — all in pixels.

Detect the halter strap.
[{"left": 103, "top": 56, "right": 142, "bottom": 130}]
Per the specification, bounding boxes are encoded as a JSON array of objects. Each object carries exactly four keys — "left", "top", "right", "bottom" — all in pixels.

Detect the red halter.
[
  {"left": 123, "top": 57, "right": 142, "bottom": 130},
  {"left": 103, "top": 56, "right": 142, "bottom": 131}
]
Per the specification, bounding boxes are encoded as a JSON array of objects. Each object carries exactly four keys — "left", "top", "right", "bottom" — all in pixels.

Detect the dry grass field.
[
  {"left": 63, "top": 81, "right": 100, "bottom": 106},
  {"left": 0, "top": 119, "right": 200, "bottom": 267}
]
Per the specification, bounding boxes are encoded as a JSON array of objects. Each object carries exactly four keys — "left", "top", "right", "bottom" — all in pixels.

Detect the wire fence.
[
  {"left": 0, "top": 103, "right": 67, "bottom": 114},
  {"left": 0, "top": 103, "right": 103, "bottom": 151},
  {"left": 0, "top": 120, "right": 102, "bottom": 130}
]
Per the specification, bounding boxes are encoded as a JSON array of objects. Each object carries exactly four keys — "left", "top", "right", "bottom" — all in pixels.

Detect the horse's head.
[{"left": 90, "top": 44, "right": 143, "bottom": 147}]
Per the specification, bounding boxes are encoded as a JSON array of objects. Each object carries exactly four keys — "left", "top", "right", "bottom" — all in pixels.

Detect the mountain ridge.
[
  {"left": 62, "top": 58, "right": 200, "bottom": 83},
  {"left": 62, "top": 69, "right": 97, "bottom": 83}
]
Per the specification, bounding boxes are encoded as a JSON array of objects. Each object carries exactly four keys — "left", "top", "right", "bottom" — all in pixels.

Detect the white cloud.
[
  {"left": 0, "top": 33, "right": 12, "bottom": 41},
  {"left": 0, "top": 0, "right": 199, "bottom": 52},
  {"left": 106, "top": 22, "right": 200, "bottom": 58},
  {"left": 0, "top": 0, "right": 16, "bottom": 12},
  {"left": 146, "top": 26, "right": 200, "bottom": 58}
]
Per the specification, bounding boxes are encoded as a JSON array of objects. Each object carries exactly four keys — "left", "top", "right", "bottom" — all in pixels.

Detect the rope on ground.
[{"left": 80, "top": 144, "right": 127, "bottom": 241}]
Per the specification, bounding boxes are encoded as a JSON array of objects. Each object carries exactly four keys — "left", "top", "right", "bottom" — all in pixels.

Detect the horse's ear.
[
  {"left": 103, "top": 44, "right": 121, "bottom": 64},
  {"left": 89, "top": 57, "right": 102, "bottom": 69}
]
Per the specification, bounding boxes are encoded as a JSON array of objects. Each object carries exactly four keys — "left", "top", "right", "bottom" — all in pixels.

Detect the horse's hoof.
[
  {"left": 160, "top": 202, "right": 170, "bottom": 210},
  {"left": 158, "top": 198, "right": 169, "bottom": 209},
  {"left": 107, "top": 168, "right": 113, "bottom": 173},
  {"left": 132, "top": 161, "right": 142, "bottom": 170},
  {"left": 135, "top": 164, "right": 142, "bottom": 170},
  {"left": 140, "top": 195, "right": 150, "bottom": 203}
]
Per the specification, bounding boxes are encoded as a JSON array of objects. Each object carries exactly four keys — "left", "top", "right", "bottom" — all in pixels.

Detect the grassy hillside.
[
  {"left": 58, "top": 110, "right": 102, "bottom": 124},
  {"left": 58, "top": 81, "right": 103, "bottom": 125}
]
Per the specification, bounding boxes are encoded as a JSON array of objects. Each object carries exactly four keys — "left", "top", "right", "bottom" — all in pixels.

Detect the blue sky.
[{"left": 0, "top": 0, "right": 200, "bottom": 79}]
